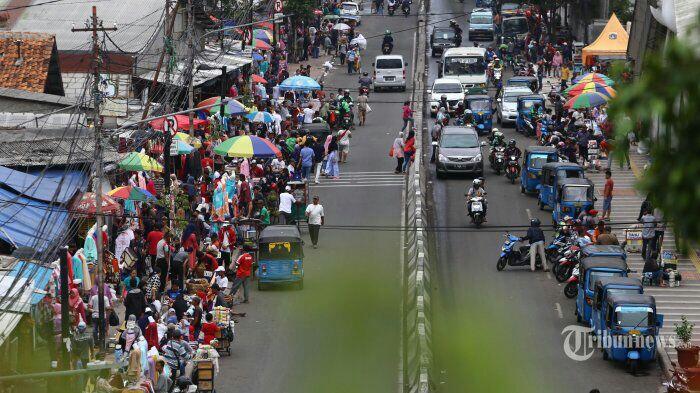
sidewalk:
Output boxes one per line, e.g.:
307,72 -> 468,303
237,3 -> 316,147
588,150 -> 700,366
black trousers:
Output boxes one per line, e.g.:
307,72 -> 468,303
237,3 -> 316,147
395,157 -> 404,173
309,224 -> 321,245
642,237 -> 657,260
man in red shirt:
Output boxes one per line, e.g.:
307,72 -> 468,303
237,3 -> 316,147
146,226 -> 164,263
401,101 -> 413,132
602,169 -> 614,221
230,248 -> 253,303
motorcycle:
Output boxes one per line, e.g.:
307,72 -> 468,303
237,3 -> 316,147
563,265 -> 579,298
553,245 -> 580,282
402,3 -> 410,17
342,112 -> 353,129
497,232 -> 543,271
382,42 -> 393,55
505,155 -> 520,184
491,67 -> 502,86
521,117 -> 535,137
388,2 -> 396,15
467,196 -> 486,227
490,146 -> 505,175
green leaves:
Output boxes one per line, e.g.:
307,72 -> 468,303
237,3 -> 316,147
609,13 -> 700,241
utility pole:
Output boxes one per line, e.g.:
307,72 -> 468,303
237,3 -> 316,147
72,5 -> 116,350
219,66 -> 227,133
187,0 -> 195,136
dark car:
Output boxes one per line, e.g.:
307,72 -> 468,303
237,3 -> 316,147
430,27 -> 458,57
435,126 -> 486,178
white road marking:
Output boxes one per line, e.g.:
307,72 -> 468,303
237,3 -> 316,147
555,302 -> 564,319
312,183 -> 404,188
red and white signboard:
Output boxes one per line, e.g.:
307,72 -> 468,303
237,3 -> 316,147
274,0 -> 283,13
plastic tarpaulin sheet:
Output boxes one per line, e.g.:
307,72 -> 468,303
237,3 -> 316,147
0,166 -> 82,204
9,261 -> 53,305
0,187 -> 69,251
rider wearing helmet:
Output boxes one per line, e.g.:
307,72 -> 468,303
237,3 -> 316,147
486,46 -> 496,61
466,178 -> 487,217
383,30 -> 394,51
521,218 -> 548,271
453,101 -> 465,117
358,72 -> 372,87
489,128 -> 506,148
505,139 -> 521,160
449,20 -> 463,46
438,94 -> 449,112
436,107 -> 449,125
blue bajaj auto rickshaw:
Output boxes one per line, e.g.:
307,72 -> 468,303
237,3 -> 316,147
591,277 -> 643,335
576,256 -> 628,326
600,294 -> 663,375
520,146 -> 558,194
552,178 -> 595,223
465,95 -> 493,135
538,162 -> 584,211
515,95 -> 545,136
256,225 -> 304,290
583,244 -> 627,261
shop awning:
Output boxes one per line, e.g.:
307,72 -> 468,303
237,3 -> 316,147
0,166 -> 81,204
0,187 -> 70,251
139,47 -> 252,87
582,14 -> 629,64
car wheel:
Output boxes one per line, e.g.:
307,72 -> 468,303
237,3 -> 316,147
436,169 -> 444,179
401,86 -> 406,92
431,50 -> 436,57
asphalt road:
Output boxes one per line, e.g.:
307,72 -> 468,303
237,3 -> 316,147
219,6 -> 415,393
425,1 -> 663,392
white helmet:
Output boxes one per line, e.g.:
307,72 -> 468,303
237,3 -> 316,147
492,128 -> 499,133
473,178 -> 483,188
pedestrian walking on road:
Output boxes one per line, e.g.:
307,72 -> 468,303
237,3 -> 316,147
337,129 -> 352,163
402,130 -> 416,173
521,218 -> 548,272
601,170 -> 613,221
392,132 -> 405,174
325,137 -> 340,179
402,101 -> 413,132
356,91 -> 369,126
230,249 -> 253,303
278,186 -> 296,224
305,196 -> 325,248
300,140 -> 315,181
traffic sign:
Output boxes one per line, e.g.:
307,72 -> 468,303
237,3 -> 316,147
164,116 -> 177,135
274,0 -> 283,13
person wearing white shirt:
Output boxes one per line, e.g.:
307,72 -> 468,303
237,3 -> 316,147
88,293 -> 112,343
305,196 -> 324,248
271,110 -> 283,134
303,104 -> 315,124
210,266 -> 229,291
278,186 -> 297,224
115,226 -> 135,262
271,158 -> 285,172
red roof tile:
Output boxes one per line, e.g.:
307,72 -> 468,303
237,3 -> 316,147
0,32 -> 56,93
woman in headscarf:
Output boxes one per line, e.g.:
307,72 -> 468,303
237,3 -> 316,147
68,288 -> 86,326
172,293 -> 189,320
324,136 -> 340,179
181,220 -> 199,270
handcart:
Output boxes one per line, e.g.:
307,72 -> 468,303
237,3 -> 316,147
211,306 -> 235,356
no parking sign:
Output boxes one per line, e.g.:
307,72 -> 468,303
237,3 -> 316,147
274,0 -> 283,13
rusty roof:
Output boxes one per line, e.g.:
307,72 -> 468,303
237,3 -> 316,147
0,32 -> 56,93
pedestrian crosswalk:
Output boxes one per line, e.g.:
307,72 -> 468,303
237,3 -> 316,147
587,152 -> 698,363
310,171 -> 405,188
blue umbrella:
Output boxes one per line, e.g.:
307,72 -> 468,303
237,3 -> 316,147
245,111 -> 275,123
279,75 -> 321,91
174,140 -> 195,154
252,52 -> 264,61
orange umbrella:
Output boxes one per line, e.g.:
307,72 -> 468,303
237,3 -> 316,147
252,74 -> 267,84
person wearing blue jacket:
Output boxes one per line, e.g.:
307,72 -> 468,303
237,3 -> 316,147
521,218 -> 548,272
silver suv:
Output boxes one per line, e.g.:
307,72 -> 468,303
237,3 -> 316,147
435,126 -> 486,178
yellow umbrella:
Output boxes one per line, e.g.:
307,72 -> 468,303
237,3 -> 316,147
174,132 -> 202,148
118,152 -> 163,172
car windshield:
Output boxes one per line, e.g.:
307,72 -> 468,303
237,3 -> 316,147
562,186 -> 589,202
503,93 -> 523,102
469,99 -> 490,111
588,272 -> 623,290
503,18 -> 528,34
259,241 -> 304,260
616,308 -> 652,328
502,3 -> 518,10
444,56 -> 486,76
434,83 -> 462,93
471,16 -> 492,24
556,169 -> 584,179
508,80 -> 533,88
435,30 -> 455,40
519,99 -> 542,110
341,3 -> 358,11
527,153 -> 550,169
376,58 -> 403,69
441,133 -> 479,148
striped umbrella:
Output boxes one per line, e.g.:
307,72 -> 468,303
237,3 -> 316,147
173,132 -> 202,148
173,140 -> 195,155
253,39 -> 272,50
196,97 -> 247,116
245,111 -> 275,123
572,72 -> 615,86
108,186 -> 157,202
118,152 -> 163,172
564,92 -> 611,109
254,29 -> 273,43
214,135 -> 282,158
564,82 -> 616,98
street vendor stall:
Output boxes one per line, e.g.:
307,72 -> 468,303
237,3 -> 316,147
581,14 -> 629,66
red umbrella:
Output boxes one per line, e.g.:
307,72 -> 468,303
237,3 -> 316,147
253,21 -> 274,30
149,114 -> 209,131
252,74 -> 267,84
71,192 -> 122,215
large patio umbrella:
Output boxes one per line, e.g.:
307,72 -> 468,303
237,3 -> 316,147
108,186 -> 157,202
333,22 -> 351,31
572,72 -> 615,86
564,82 -> 616,98
245,111 -> 275,123
149,114 -> 208,131
214,135 -> 282,158
564,92 -> 611,109
279,75 -> 321,91
118,152 -> 163,172
253,39 -> 272,50
71,193 -> 122,215
196,97 -> 246,116
254,29 -> 273,43
173,132 -> 202,148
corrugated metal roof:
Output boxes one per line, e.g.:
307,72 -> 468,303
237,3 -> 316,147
0,312 -> 25,348
8,0 -> 165,53
0,134 -> 119,167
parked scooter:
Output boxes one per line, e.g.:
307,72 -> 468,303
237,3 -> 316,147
563,265 -> 579,298
497,232 -> 543,271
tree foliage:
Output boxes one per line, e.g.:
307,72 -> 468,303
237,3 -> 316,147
611,0 -> 634,24
608,14 -> 700,241
284,0 -> 315,22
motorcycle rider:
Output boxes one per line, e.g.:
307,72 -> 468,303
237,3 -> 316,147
387,0 -> 397,12
430,120 -> 442,163
436,107 -> 449,125
449,20 -> 462,46
520,218 -> 548,272
382,30 -> 394,52
437,94 -> 449,112
486,46 -> 496,62
465,178 -> 487,218
453,101 -> 465,118
489,129 -> 506,148
358,72 -> 372,89
401,0 -> 410,14
504,139 -> 522,160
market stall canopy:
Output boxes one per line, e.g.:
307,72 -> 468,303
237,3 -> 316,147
214,135 -> 282,158
279,76 -> 321,91
70,192 -> 122,215
108,185 -> 157,202
118,152 -> 164,172
582,14 -> 629,64
149,114 -> 209,131
0,165 -> 81,204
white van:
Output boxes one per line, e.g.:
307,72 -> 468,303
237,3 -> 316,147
372,55 -> 408,92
